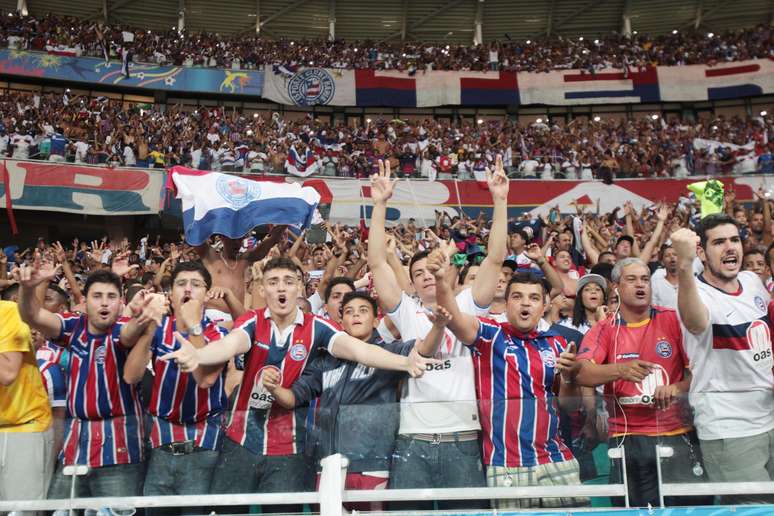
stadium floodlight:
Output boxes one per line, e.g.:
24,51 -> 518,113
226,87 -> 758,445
526,40 -> 531,44
651,114 -> 659,120
593,116 -> 601,122
594,39 -> 599,44
633,30 -> 638,34
578,36 -> 584,41
535,118 -> 543,124
477,119 -> 484,125
253,113 -> 259,118
366,118 -> 372,123
672,29 -> 678,34
707,32 -> 714,38
761,111 -> 768,117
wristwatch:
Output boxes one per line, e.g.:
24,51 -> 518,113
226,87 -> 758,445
189,323 -> 203,336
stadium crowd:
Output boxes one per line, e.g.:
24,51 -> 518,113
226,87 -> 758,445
0,13 -> 772,72
3,157 -> 774,511
0,89 -> 772,179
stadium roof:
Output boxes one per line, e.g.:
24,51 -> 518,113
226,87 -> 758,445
2,0 -> 771,44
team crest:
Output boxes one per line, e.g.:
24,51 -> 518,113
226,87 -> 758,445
754,296 -> 767,313
655,340 -> 673,358
215,176 -> 261,209
539,348 -> 556,367
287,68 -> 335,106
289,343 -> 308,361
94,344 -> 107,364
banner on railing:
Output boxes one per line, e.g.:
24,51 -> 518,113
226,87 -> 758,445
0,49 -> 263,95
263,58 -> 774,107
0,160 -> 165,217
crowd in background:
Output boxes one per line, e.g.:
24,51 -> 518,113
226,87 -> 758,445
0,13 -> 771,72
0,89 -> 771,179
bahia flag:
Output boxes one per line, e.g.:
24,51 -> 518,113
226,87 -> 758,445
286,145 -> 322,178
170,166 -> 320,246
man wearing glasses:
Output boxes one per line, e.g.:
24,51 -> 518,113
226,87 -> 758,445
123,261 -> 241,502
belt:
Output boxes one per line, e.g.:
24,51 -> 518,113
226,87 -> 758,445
157,441 -> 202,455
408,431 -> 479,444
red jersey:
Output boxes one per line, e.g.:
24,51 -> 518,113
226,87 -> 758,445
578,307 -> 689,436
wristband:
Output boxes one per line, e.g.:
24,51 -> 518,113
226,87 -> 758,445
452,253 -> 467,267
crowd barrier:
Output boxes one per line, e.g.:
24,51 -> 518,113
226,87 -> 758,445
3,395 -> 774,514
1,159 -> 771,229
0,48 -> 772,106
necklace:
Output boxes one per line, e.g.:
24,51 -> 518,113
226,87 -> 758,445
219,251 -> 240,271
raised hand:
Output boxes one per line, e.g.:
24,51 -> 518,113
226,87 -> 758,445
405,347 -> 442,378
87,240 -> 106,264
670,227 -> 700,263
52,241 -> 67,264
556,342 -> 580,380
427,305 -> 453,328
12,254 -> 60,288
261,367 -> 282,393
524,243 -> 545,264
425,248 -> 449,279
160,332 -> 200,372
486,154 -> 509,202
370,159 -> 397,204
656,203 -> 669,222
136,292 -> 169,327
111,252 -> 138,278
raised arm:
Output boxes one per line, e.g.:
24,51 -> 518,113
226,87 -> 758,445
242,225 -> 287,263
472,155 -> 509,308
330,332 -> 438,377
624,202 -> 641,256
414,305 -> 453,357
52,241 -> 83,304
580,222 -> 600,266
123,321 -> 156,385
639,204 -> 668,264
160,328 -> 251,373
367,160 -> 403,311
671,228 -> 709,335
427,249 -> 480,345
206,286 -> 247,321
14,258 -> 64,338
525,243 -> 564,298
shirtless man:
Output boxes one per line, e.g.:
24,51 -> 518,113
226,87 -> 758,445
195,226 -> 285,322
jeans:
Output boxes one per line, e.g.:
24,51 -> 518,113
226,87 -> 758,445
209,438 -> 311,513
47,462 -> 144,499
143,447 -> 219,515
389,435 -> 487,510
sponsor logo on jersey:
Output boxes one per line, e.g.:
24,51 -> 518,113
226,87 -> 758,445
655,340 -> 673,358
619,364 -> 669,405
615,352 -> 640,360
747,320 -> 772,365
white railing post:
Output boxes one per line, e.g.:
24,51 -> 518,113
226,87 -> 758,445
319,454 -> 348,516
608,445 -> 630,508
655,444 -> 674,508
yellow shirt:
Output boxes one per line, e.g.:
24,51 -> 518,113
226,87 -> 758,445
0,301 -> 52,432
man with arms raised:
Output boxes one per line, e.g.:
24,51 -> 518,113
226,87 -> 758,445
162,257 -> 438,509
429,249 -> 586,510
367,157 -> 507,502
672,214 -> 774,504
15,260 -> 166,498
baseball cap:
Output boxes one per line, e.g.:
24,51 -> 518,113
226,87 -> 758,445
502,259 -> 518,272
576,273 -> 608,295
616,235 -> 634,247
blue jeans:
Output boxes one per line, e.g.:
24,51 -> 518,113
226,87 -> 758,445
144,447 -> 219,495
47,462 -> 144,499
389,435 -> 487,510
209,438 -> 311,513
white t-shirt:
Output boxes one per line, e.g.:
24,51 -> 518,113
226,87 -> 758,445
520,159 -> 538,177
679,271 -> 774,440
651,268 -> 678,309
74,141 -> 90,163
11,134 -> 32,159
388,288 -> 488,434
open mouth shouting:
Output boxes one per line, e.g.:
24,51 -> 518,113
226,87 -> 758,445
721,254 -> 739,270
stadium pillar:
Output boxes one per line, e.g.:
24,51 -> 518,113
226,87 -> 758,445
693,0 -> 703,29
177,0 -> 186,31
621,0 -> 632,36
101,0 -> 108,22
400,0 -> 408,40
15,0 -> 27,17
474,0 -> 483,45
255,0 -> 261,33
328,0 -> 336,40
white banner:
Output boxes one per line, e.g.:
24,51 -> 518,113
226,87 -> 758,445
262,67 -> 356,106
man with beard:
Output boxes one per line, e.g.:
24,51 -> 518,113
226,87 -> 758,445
672,214 -> 774,504
122,261 -> 236,505
162,257 -> 438,512
16,262 -> 166,498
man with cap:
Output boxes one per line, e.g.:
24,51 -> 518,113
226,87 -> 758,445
506,226 -> 540,272
574,257 -> 708,507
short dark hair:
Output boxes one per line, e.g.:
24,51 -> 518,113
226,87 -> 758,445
47,283 -> 69,303
589,262 -> 614,283
598,250 -> 616,263
171,260 -> 212,289
262,257 -> 302,278
696,213 -> 739,248
744,249 -> 766,262
1,283 -> 19,300
458,264 -> 478,285
324,276 -> 355,302
341,291 -> 378,316
505,272 -> 549,298
408,250 -> 432,279
83,269 -> 122,296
